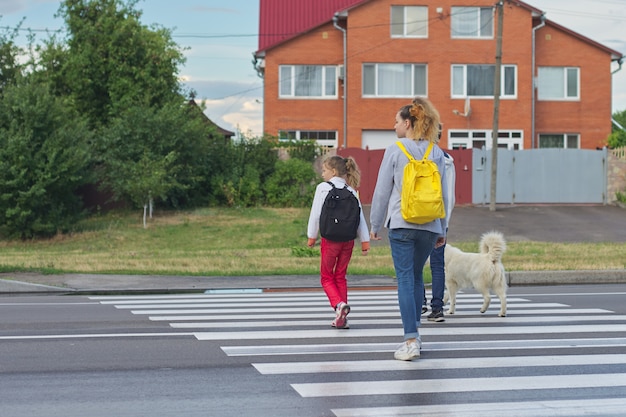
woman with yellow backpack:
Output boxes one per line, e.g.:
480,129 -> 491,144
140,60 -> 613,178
369,97 -> 450,361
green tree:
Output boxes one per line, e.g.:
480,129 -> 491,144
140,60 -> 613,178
0,23 -> 25,94
56,0 -> 186,128
609,109 -> 626,148
0,79 -> 92,238
110,150 -> 179,227
96,101 -> 215,209
207,135 -> 279,207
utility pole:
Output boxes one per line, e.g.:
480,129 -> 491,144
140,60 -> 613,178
490,1 -> 504,212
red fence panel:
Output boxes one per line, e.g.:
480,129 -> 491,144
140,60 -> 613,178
337,147 -> 472,205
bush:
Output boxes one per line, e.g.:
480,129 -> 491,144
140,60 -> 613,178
608,130 -> 626,149
0,80 -> 92,238
280,139 -> 322,163
264,159 -> 318,207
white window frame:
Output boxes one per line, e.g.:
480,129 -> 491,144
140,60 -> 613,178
451,64 -> 517,98
537,67 -> 580,101
448,130 -> 523,150
279,65 -> 338,99
451,6 -> 494,39
363,63 -> 427,97
538,133 -> 580,149
391,5 -> 428,38
278,130 -> 338,148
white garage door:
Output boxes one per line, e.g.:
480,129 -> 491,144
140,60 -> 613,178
362,130 -> 396,150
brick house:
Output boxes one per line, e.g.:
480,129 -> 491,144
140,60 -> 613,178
253,0 -> 624,150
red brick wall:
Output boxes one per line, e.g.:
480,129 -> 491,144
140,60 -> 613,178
262,0 -> 614,150
263,22 -> 344,138
534,24 -> 613,149
342,0 -> 534,149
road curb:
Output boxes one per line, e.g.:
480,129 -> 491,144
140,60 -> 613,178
508,270 -> 626,286
2,270 -> 626,295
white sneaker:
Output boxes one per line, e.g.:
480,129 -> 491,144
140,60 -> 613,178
331,318 -> 349,329
334,302 -> 350,329
394,340 -> 420,361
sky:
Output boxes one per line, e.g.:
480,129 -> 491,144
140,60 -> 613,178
1,0 -> 625,137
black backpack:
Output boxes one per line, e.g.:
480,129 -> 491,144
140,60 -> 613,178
319,182 -> 361,242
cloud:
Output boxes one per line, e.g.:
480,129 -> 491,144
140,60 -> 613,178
199,96 -> 263,138
189,7 -> 240,15
182,78 -> 261,101
0,0 -> 57,15
0,0 -> 29,14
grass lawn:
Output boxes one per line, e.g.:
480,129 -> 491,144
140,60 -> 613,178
0,207 -> 624,278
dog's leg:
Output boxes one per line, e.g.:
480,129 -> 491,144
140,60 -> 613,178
496,290 -> 507,317
476,283 -> 491,314
446,282 -> 458,315
494,268 -> 507,317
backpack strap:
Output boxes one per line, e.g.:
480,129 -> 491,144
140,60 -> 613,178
396,141 -> 414,161
422,141 -> 434,162
397,141 -> 434,162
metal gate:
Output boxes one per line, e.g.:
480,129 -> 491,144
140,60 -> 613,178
472,148 -> 608,204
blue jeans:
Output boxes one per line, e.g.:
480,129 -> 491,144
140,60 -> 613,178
428,242 -> 446,311
389,228 -> 438,341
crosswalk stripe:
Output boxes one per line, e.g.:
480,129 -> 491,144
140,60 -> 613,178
194,324 -> 626,340
253,354 -> 626,374
100,293 -> 400,305
147,309 -> 611,321
113,298 -> 531,309
92,291 -> 515,301
332,398 -> 626,417
89,290 -> 398,300
98,295 -> 530,305
291,373 -> 626,397
128,303 -> 566,314
169,315 -> 626,328
222,337 -> 626,356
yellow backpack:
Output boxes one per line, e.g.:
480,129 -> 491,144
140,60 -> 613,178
396,141 -> 445,224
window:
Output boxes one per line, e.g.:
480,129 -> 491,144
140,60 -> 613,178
279,65 -> 337,98
448,130 -> 523,150
278,130 -> 338,147
451,7 -> 493,38
452,64 -> 516,98
538,134 -> 579,149
537,67 -> 579,100
363,63 -> 427,97
391,6 -> 428,38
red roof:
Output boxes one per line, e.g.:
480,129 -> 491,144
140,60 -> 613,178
257,0 -> 623,60
257,0 -> 366,53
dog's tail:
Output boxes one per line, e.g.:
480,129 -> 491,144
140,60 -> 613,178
479,231 -> 506,263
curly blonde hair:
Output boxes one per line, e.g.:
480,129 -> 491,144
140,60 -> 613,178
398,97 -> 441,143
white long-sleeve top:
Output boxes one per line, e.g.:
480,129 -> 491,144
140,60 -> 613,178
443,152 -> 456,224
307,177 -> 370,243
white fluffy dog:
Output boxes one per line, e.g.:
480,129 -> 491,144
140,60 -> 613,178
443,231 -> 507,317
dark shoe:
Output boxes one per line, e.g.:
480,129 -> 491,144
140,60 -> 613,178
421,306 -> 428,314
427,310 -> 445,322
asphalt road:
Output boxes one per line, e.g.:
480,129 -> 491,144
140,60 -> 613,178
2,285 -> 626,417
365,204 -> 626,245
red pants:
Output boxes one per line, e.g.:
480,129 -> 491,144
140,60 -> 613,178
320,238 -> 355,309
